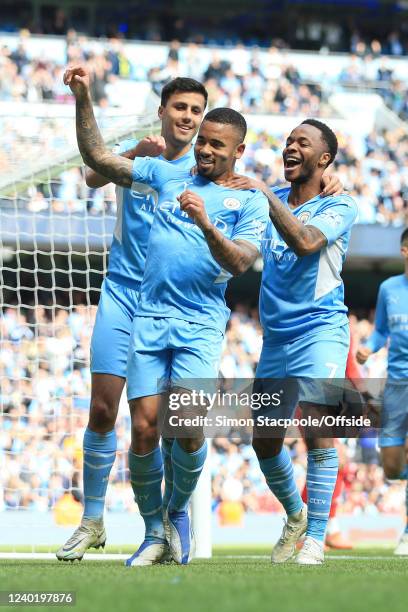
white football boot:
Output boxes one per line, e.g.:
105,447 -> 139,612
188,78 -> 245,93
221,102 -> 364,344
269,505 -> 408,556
167,510 -> 195,565
271,504 -> 308,564
394,532 -> 408,556
56,518 -> 106,562
296,536 -> 325,565
125,538 -> 171,567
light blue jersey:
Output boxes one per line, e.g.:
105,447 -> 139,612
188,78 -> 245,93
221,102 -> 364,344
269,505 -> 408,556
366,274 -> 408,379
131,156 -> 269,333
91,141 -> 196,377
108,140 -> 196,288
260,187 -> 358,343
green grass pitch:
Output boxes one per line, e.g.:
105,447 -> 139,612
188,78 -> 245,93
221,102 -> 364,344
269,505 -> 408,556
1,548 -> 408,612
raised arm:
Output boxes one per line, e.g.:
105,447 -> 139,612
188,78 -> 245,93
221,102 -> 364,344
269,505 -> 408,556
85,147 -> 138,188
63,65 -> 134,188
178,191 -> 258,275
85,136 -> 166,188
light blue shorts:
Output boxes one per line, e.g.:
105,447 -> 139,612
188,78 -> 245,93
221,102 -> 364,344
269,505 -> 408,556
379,380 -> 408,448
127,316 -> 224,401
255,324 -> 350,412
90,277 -> 140,378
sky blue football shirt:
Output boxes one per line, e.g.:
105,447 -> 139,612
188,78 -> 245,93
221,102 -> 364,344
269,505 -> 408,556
130,156 -> 269,332
108,140 -> 196,288
260,186 -> 358,343
366,274 -> 408,379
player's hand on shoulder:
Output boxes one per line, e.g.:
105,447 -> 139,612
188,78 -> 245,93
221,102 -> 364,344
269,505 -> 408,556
178,190 -> 210,230
135,135 -> 166,158
63,64 -> 91,98
356,345 -> 372,365
222,174 -> 267,193
320,170 -> 344,197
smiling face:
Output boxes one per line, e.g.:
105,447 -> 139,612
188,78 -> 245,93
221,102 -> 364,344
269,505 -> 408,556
194,120 -> 246,181
282,123 -> 331,184
159,91 -> 206,147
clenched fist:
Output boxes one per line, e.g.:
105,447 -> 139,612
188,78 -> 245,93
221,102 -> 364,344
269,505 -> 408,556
63,65 -> 91,100
136,135 -> 166,158
178,190 -> 210,231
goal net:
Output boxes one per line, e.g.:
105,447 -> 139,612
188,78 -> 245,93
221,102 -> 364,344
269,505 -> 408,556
0,95 -> 174,558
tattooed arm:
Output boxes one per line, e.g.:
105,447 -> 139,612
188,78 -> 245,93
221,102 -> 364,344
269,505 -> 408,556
202,229 -> 258,276
265,188 -> 326,256
85,136 -> 166,188
178,190 -> 258,275
63,65 -> 134,188
85,147 -> 137,188
85,147 -> 138,188
221,175 -> 326,256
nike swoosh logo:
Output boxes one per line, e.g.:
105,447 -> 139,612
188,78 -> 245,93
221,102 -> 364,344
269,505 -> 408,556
62,536 -> 87,552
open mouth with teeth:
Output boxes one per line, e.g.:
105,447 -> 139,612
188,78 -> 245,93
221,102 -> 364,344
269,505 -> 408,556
176,124 -> 193,133
284,156 -> 302,169
198,157 -> 214,167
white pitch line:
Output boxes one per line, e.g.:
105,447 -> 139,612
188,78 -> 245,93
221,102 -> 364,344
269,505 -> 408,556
0,553 -> 129,561
1,553 -> 407,562
218,554 -> 407,561
219,555 -> 269,559
326,554 -> 407,561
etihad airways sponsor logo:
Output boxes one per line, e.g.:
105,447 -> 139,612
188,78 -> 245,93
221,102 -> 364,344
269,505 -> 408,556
262,237 -> 298,263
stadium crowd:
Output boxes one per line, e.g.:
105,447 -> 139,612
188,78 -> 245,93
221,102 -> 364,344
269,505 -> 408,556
3,123 -> 407,227
1,33 -> 408,118
1,34 -> 408,226
2,5 -> 408,55
1,302 -> 405,519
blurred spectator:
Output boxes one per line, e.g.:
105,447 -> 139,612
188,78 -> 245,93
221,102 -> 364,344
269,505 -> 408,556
1,302 -> 404,517
3,120 -> 407,225
1,35 -> 408,225
386,31 -> 404,56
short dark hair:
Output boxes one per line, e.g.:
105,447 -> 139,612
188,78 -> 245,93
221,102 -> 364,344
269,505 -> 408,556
301,118 -> 338,166
160,77 -> 208,107
401,227 -> 408,245
203,107 -> 247,142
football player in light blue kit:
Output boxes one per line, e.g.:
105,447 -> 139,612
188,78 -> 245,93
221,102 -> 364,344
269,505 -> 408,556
125,109 -> 268,566
356,228 -> 408,556
56,75 -> 208,562
230,119 -> 358,565
63,62 -> 269,566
